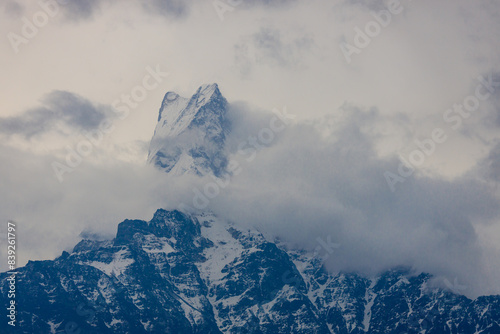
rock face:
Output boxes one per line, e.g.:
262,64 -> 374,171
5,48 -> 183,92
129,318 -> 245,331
147,84 -> 230,177
1,209 -> 499,334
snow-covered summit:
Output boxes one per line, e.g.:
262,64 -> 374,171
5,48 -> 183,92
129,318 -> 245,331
148,83 -> 229,177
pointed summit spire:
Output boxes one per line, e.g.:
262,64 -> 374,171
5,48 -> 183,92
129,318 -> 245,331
148,84 -> 229,177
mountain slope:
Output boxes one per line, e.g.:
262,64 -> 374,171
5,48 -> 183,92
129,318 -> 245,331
1,209 -> 499,334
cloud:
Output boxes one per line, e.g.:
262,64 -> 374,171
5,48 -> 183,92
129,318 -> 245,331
39,0 -> 191,22
0,90 -> 113,139
200,103 -> 500,298
342,0 -> 390,12
139,0 -> 191,19
59,0 -> 102,21
0,142 -> 203,274
253,27 -> 314,67
478,140 -> 500,183
2,1 -> 24,18
55,0 -> 297,23
480,72 -> 500,128
240,0 -> 297,8
234,26 -> 315,76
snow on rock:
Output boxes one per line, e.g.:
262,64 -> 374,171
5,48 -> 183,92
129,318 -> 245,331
83,247 -> 134,277
148,83 -> 229,177
196,212 -> 245,284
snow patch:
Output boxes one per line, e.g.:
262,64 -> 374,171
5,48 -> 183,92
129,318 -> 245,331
84,248 -> 134,277
196,213 -> 245,283
363,278 -> 377,332
142,235 -> 176,255
47,320 -> 62,333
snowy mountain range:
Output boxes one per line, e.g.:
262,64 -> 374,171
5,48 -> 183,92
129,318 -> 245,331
1,210 -> 499,333
1,85 -> 500,333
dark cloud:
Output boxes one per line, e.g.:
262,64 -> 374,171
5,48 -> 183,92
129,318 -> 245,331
139,0 -> 191,19
0,107 -> 57,138
234,26 -> 315,76
343,0 -> 391,12
253,27 -> 289,66
480,72 -> 500,127
0,90 -> 111,139
60,0 -> 102,21
253,27 -> 314,67
239,0 -> 296,8
58,0 -> 191,22
478,140 -> 500,183
9,0 -> 299,24
3,1 -> 24,18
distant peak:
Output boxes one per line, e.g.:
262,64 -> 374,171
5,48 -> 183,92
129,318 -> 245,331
198,83 -> 219,95
162,91 -> 181,104
148,83 -> 229,178
160,83 -> 221,109
193,83 -> 222,106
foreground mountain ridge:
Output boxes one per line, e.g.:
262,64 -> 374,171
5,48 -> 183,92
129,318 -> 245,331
1,209 -> 499,333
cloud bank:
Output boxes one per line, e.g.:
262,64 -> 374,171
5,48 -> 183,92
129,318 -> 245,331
0,90 -> 114,139
209,103 -> 500,298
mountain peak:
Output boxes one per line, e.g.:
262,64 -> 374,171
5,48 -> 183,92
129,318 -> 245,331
158,83 -> 221,121
196,83 -> 220,99
148,84 -> 229,177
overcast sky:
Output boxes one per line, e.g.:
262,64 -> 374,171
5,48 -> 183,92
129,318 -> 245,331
1,0 -> 500,297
